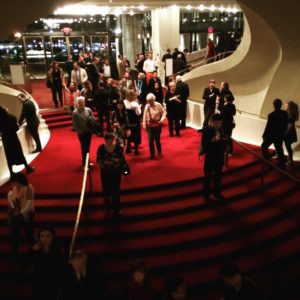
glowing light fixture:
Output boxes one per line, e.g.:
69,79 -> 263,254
186,5 -> 192,11
14,32 -> 22,38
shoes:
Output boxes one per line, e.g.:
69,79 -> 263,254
125,147 -> 132,154
149,155 -> 155,160
26,166 -> 35,174
134,150 -> 139,156
176,133 -> 181,137
169,133 -> 174,137
31,148 -> 41,154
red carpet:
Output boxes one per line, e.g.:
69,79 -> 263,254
1,82 -> 300,300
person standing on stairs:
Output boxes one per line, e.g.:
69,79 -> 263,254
18,93 -> 42,154
199,113 -> 227,202
261,98 -> 288,169
72,97 -> 95,168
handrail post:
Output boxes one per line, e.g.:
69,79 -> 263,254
69,152 -> 90,258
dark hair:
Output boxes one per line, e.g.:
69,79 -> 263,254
224,94 -> 233,103
104,132 -> 115,141
222,81 -> 229,91
0,106 -> 8,118
219,263 -> 240,278
287,101 -> 299,121
273,98 -> 282,110
37,226 -> 55,240
131,259 -> 147,273
212,113 -> 222,121
11,172 -> 29,186
209,79 -> 216,84
164,274 -> 183,293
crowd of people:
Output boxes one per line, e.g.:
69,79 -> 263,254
1,43 -> 299,300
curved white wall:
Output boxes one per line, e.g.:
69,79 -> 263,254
0,84 -> 50,185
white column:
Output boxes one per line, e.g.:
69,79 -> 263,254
151,6 -> 180,81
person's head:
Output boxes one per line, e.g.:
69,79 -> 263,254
138,72 -> 145,80
123,72 -> 130,79
152,71 -> 158,78
93,56 -> 100,64
221,81 -> 229,91
69,250 -> 87,273
17,93 -> 27,103
207,38 -> 212,43
69,81 -> 77,91
176,75 -> 182,83
211,113 -> 222,129
73,62 -> 79,70
104,58 -> 110,65
84,80 -> 92,90
77,96 -> 85,109
118,54 -> 123,60
154,82 -> 160,90
53,61 -> 59,69
147,52 -> 153,59
285,101 -> 299,120
219,263 -> 242,289
104,132 -> 115,146
167,48 -> 171,54
131,260 -> 148,285
107,77 -> 114,86
273,98 -> 282,110
208,79 -> 215,89
126,89 -> 137,102
139,54 -> 145,60
146,93 -> 156,106
164,274 -> 186,300
37,226 -> 55,247
224,94 -> 233,103
169,81 -> 176,92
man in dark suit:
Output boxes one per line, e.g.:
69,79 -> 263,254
175,75 -> 190,129
199,114 -> 226,201
148,70 -> 162,92
18,93 -> 42,153
59,250 -> 107,300
202,79 -> 220,129
261,98 -> 288,169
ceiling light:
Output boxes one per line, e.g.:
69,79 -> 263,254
14,32 -> 22,38
186,5 -> 192,11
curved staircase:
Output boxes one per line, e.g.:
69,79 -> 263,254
0,110 -> 300,300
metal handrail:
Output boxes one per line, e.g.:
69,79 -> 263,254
232,138 -> 300,194
173,50 -> 235,77
69,153 -> 90,257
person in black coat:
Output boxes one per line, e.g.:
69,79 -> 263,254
221,95 -> 236,155
149,82 -> 164,105
219,262 -> 265,300
284,101 -> 299,166
29,226 -> 66,300
147,70 -> 162,92
0,106 -> 34,176
18,93 -> 42,153
173,54 -> 187,75
165,82 -> 181,137
200,114 -> 227,201
97,133 -> 126,215
261,98 -> 288,169
218,81 -> 234,111
59,250 -> 107,300
202,79 -> 220,129
175,76 -> 190,129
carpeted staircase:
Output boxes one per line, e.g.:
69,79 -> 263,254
0,110 -> 300,300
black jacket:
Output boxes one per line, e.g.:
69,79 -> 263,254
202,87 -> 220,108
263,109 -> 288,141
19,99 -> 40,128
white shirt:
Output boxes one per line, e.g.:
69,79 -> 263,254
124,99 -> 141,116
103,65 -> 111,77
143,59 -> 156,73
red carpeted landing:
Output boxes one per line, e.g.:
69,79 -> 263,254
0,124 -> 258,195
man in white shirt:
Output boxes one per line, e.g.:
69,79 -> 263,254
71,62 -> 88,91
101,58 -> 111,79
143,52 -> 156,83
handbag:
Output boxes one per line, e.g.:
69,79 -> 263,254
120,160 -> 131,176
148,106 -> 161,128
